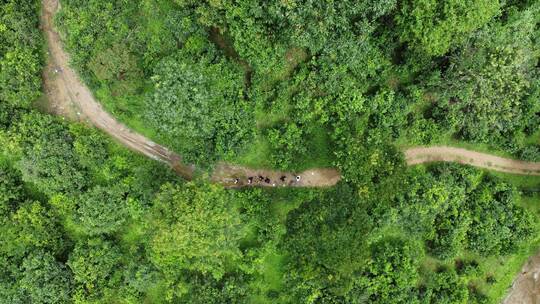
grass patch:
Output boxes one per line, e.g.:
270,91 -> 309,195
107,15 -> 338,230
396,131 -> 517,159
234,135 -> 273,169
491,172 -> 540,190
233,125 -> 334,171
249,245 -> 286,304
525,129 -> 540,145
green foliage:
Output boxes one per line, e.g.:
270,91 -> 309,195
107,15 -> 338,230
419,267 -> 468,303
396,0 -> 500,56
146,45 -> 253,166
281,184 -> 372,300
0,162 -> 23,214
360,236 -> 423,304
433,6 -> 540,152
16,114 -> 88,195
266,123 -> 307,170
88,42 -> 142,95
149,182 -> 244,280
20,252 -> 73,304
0,47 -> 42,107
1,0 -> 539,303
0,0 -> 43,107
74,186 -> 128,236
465,178 -> 534,256
67,238 -> 121,298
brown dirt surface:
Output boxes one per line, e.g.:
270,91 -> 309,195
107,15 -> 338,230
212,163 -> 341,188
405,146 -> 540,175
503,252 -> 540,304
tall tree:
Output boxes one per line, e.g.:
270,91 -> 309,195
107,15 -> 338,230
149,182 -> 244,281
396,0 -> 500,56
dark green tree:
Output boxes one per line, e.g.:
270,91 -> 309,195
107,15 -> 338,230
396,0 -> 500,56
74,186 -> 128,236
67,238 -> 121,298
20,252 -> 73,304
359,236 -> 423,303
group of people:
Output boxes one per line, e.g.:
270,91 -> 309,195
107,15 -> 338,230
233,174 -> 301,186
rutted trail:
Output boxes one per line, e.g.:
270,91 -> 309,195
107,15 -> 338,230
42,0 -> 540,188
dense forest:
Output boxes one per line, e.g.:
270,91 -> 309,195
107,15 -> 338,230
1,0 -> 540,303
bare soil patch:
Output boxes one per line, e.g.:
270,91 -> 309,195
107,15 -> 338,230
405,146 -> 540,175
503,252 -> 540,304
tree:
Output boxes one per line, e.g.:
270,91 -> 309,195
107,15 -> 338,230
145,45 -> 253,165
1,201 -> 63,259
0,47 -> 42,107
266,123 -> 307,169
19,252 -> 73,304
466,178 -> 534,256
67,238 -> 121,298
419,267 -> 468,303
18,138 -> 87,195
360,236 -> 423,304
281,184 -> 372,301
149,182 -> 244,281
74,186 -> 128,236
88,42 -> 142,95
0,0 -> 43,108
396,0 -> 500,56
434,6 -> 540,149
16,114 -> 88,195
0,163 -> 24,215
426,202 -> 471,259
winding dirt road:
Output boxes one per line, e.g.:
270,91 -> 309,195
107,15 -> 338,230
42,0 -> 540,186
41,0 -> 341,187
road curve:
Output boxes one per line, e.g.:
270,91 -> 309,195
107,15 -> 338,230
41,0 -> 341,188
42,0 -> 540,189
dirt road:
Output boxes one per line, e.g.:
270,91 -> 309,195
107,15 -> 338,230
42,0 -> 540,184
41,0 -> 341,187
405,146 -> 540,175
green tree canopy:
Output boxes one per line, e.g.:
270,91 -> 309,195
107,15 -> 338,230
74,186 -> 128,236
67,238 -> 121,298
20,252 -> 73,304
435,7 -> 540,148
149,182 -> 244,281
281,184 -> 372,301
360,236 -> 423,304
396,0 -> 500,56
145,43 -> 253,165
